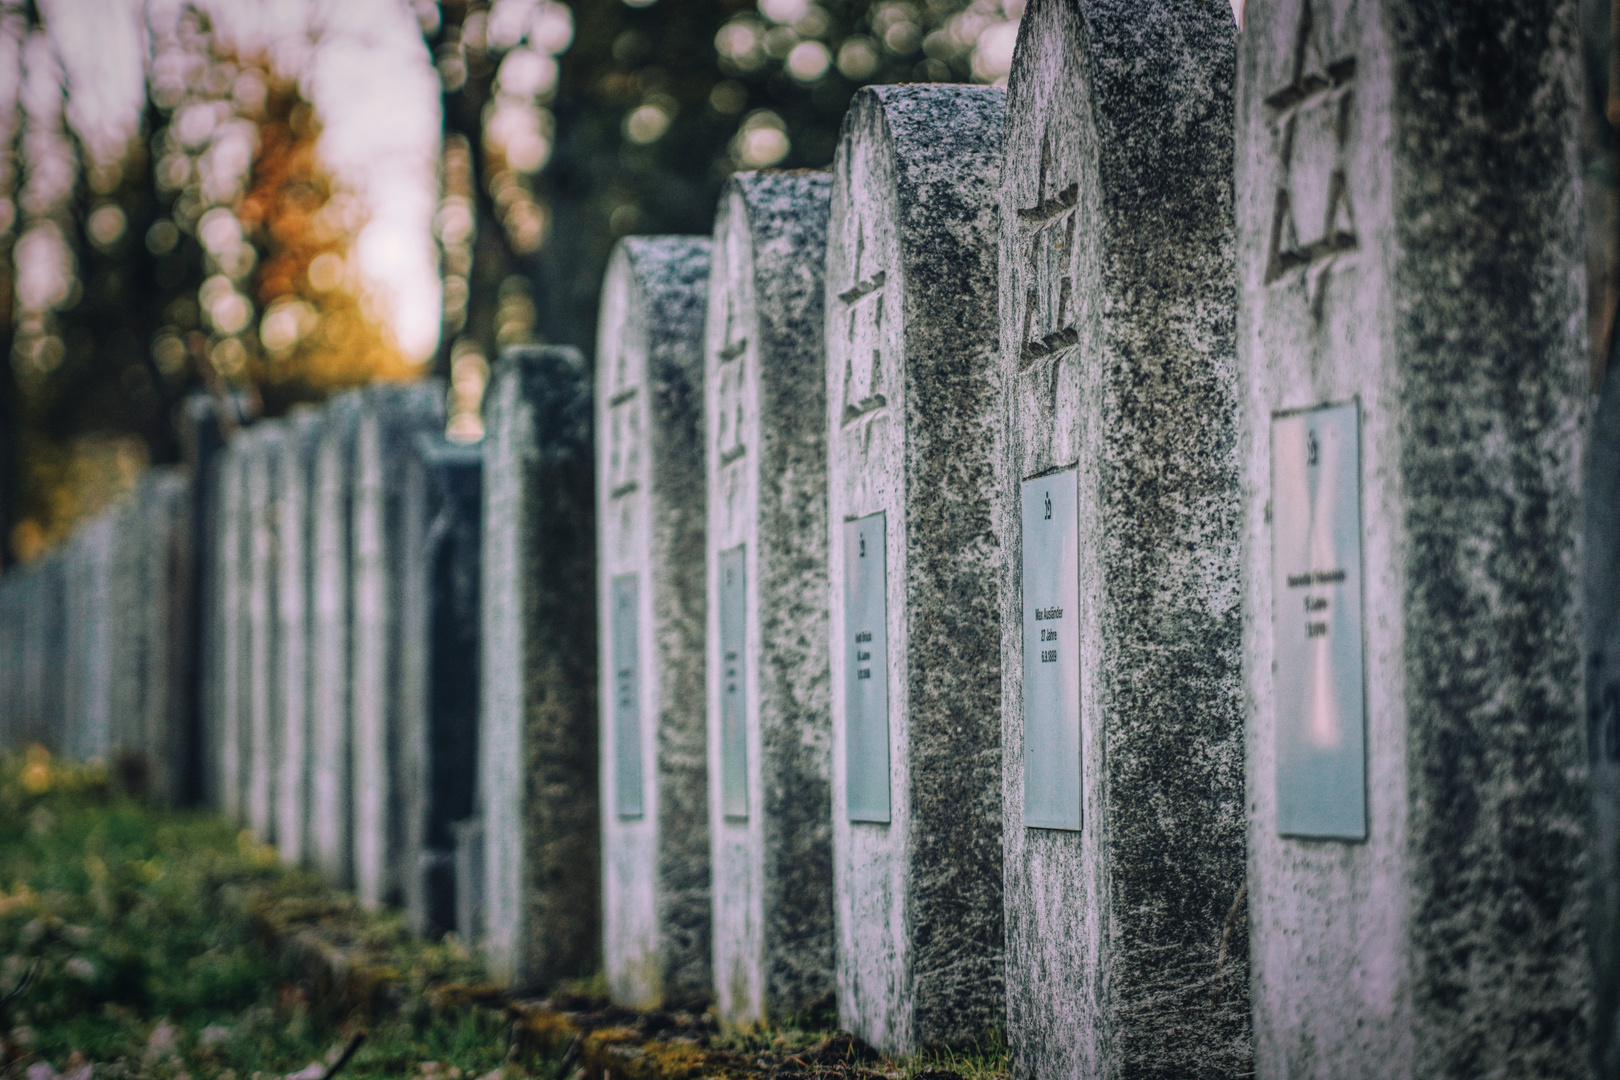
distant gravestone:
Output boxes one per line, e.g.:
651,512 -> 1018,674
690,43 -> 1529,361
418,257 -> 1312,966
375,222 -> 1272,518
825,85 -> 1004,1054
998,3 -> 1248,1076
597,239 -> 712,1007
399,433 -> 481,937
63,512 -> 117,763
352,381 -> 445,908
704,171 -> 835,1027
480,345 -> 597,987
310,393 -> 361,885
27,552 -> 67,754
1239,2 -> 1590,1075
215,438 -> 249,819
107,498 -> 146,777
182,393 -> 245,807
277,407 -> 321,866
137,468 -> 193,806
245,424 -> 285,841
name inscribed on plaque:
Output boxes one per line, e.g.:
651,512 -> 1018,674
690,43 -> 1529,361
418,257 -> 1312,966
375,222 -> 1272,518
1271,400 -> 1367,841
611,573 -> 644,819
844,512 -> 890,823
719,545 -> 747,820
1021,469 -> 1081,831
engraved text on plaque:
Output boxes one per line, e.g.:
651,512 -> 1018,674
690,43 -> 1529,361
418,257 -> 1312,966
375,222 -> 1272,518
1271,400 -> 1367,840
612,573 -> 644,819
844,512 -> 890,823
1022,469 -> 1081,830
719,545 -> 747,819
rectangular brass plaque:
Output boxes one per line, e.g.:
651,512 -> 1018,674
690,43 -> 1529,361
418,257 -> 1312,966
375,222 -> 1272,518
611,573 -> 643,819
844,512 -> 890,823
719,544 -> 747,819
1022,469 -> 1081,831
1271,400 -> 1367,840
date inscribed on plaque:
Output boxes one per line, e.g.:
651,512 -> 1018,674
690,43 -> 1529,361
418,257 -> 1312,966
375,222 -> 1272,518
611,573 -> 644,820
719,545 -> 748,820
1271,401 -> 1367,841
844,512 -> 890,823
1022,469 -> 1081,831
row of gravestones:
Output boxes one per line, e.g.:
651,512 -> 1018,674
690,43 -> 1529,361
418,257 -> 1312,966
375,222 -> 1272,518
0,463 -> 194,801
0,1 -> 1613,1074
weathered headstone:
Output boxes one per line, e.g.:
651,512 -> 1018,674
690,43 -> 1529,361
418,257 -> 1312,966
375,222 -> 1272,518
26,551 -> 67,754
182,393 -> 245,807
215,437 -> 249,819
1239,2 -> 1590,1075
825,84 -> 1005,1054
310,393 -> 361,884
597,240 -> 711,1007
399,433 -> 481,937
1592,350 -> 1620,1077
276,406 -> 320,867
137,468 -> 194,806
997,4 -> 1248,1076
107,497 -> 147,778
352,380 -> 445,908
480,344 -> 597,987
703,171 -> 835,1027
265,409 -> 315,861
63,512 -> 117,763
245,423 -> 284,841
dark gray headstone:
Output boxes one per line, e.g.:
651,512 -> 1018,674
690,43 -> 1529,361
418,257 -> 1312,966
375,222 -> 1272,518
351,380 -> 446,908
1592,348 -> 1620,1076
1240,2 -> 1590,1074
999,3 -> 1248,1076
27,552 -> 68,753
107,497 -> 146,777
596,240 -> 712,1008
453,815 -> 485,944
63,512 -> 117,763
310,392 -> 361,884
399,433 -> 481,937
136,468 -> 194,806
825,85 -> 1005,1054
277,407 -> 321,866
480,345 -> 598,987
704,171 -> 835,1027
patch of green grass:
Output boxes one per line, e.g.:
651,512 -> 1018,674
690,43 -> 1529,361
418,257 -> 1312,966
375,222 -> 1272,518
0,748 -> 518,1080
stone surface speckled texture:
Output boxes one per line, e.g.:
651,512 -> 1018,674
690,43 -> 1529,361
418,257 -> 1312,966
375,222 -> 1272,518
1591,349 -> 1620,1077
1238,1 -> 1591,1076
352,381 -> 446,908
598,238 -> 713,1009
826,85 -> 1004,1054
997,3 -> 1249,1077
480,345 -> 599,988
137,469 -> 194,807
705,172 -> 835,1028
246,423 -> 284,842
276,408 -> 321,866
311,393 -> 360,886
400,436 -> 482,938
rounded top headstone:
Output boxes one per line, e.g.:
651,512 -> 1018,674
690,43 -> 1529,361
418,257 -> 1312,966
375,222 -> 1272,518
598,236 -> 711,393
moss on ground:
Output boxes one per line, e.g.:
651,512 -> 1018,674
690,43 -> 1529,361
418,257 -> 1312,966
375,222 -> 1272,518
0,749 -> 1005,1080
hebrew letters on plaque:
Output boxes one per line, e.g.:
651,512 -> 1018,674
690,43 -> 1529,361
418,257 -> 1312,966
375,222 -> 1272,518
1271,400 -> 1367,840
612,573 -> 644,819
844,512 -> 890,823
1021,468 -> 1081,831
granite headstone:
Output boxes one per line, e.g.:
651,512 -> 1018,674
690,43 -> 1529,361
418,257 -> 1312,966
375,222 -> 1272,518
597,239 -> 712,1007
826,85 -> 1005,1053
704,171 -> 835,1028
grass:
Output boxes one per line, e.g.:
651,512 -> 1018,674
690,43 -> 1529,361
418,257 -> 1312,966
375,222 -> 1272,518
0,747 -> 1008,1080
0,746 -> 520,1080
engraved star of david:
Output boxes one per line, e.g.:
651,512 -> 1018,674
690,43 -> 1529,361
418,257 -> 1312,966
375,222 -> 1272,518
1264,1 -> 1357,319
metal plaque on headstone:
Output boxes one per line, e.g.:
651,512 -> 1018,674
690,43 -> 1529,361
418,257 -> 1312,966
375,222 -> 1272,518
1020,469 -> 1080,831
1271,400 -> 1366,841
844,512 -> 890,823
611,572 -> 643,819
718,544 -> 747,820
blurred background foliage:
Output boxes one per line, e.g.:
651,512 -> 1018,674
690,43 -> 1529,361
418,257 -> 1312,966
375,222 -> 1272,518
0,0 -> 1022,566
